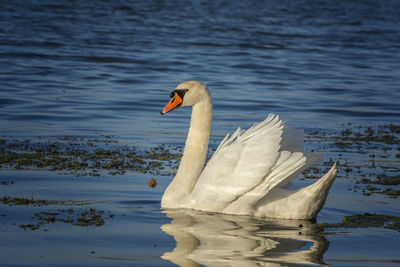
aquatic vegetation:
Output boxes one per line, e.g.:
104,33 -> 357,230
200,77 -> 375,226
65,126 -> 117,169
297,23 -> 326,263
339,125 -> 400,144
317,213 -> 400,233
1,196 -> 62,206
1,194 -> 112,230
0,136 -> 181,177
72,208 -> 106,227
381,188 -> 400,197
355,174 -> 400,198
387,124 -> 400,134
303,124 -> 400,198
17,208 -> 110,230
1,123 -> 399,232
376,174 -> 400,186
1,122 -> 399,197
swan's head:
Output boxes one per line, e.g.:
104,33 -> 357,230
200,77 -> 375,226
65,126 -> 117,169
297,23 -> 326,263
161,81 -> 210,115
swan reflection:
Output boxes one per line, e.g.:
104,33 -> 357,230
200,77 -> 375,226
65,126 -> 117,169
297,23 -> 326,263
161,210 -> 329,267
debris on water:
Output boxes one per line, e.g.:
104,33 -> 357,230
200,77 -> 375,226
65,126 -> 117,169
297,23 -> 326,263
147,178 -> 157,188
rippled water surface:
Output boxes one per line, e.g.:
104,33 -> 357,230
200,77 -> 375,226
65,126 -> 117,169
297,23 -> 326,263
1,0 -> 400,266
1,0 -> 400,141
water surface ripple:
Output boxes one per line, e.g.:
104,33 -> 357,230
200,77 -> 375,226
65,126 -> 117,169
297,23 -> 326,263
1,0 -> 399,142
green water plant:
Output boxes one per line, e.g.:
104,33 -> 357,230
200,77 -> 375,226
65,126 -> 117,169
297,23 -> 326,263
317,213 -> 400,232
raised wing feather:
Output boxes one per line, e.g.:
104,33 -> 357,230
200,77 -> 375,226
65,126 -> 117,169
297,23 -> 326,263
223,151 -> 307,214
184,114 -> 284,212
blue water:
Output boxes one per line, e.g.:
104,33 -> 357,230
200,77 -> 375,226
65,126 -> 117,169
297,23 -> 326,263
1,0 -> 400,142
1,1 -> 400,266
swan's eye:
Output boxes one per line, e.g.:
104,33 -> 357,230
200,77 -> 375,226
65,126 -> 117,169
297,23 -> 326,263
169,92 -> 175,98
175,89 -> 188,98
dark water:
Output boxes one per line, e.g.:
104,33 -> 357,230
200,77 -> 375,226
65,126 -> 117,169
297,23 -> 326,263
1,1 -> 400,266
1,0 -> 400,142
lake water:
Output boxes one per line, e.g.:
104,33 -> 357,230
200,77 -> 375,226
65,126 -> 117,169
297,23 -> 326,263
1,0 -> 400,266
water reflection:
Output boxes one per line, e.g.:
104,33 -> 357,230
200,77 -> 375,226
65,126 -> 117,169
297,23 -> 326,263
161,210 -> 329,267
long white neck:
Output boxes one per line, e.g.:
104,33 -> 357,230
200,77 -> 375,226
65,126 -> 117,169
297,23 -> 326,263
161,98 -> 212,208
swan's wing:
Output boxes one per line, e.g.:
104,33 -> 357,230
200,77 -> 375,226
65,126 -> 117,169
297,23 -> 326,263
184,114 -> 284,212
274,125 -> 322,189
222,125 -> 321,215
222,150 -> 307,214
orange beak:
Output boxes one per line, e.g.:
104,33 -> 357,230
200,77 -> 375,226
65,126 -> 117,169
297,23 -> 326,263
161,93 -> 183,115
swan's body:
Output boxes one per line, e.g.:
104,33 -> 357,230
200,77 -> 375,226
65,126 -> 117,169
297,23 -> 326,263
161,81 -> 337,220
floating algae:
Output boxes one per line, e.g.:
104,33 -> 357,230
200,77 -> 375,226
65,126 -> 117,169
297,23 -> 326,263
1,123 -> 399,194
2,194 -> 113,230
1,123 -> 400,232
1,196 -> 64,206
0,136 -> 182,177
18,208 -> 109,230
317,213 -> 400,233
303,123 -> 400,198
375,174 -> 400,186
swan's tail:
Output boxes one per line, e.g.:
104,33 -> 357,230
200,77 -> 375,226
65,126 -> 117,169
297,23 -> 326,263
297,162 -> 337,219
254,163 -> 337,220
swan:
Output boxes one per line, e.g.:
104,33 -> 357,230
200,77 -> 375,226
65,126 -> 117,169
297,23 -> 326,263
160,81 -> 337,220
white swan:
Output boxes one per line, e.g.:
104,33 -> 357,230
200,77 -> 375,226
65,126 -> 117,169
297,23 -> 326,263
160,81 -> 337,220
